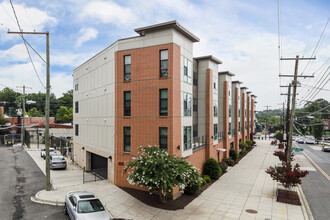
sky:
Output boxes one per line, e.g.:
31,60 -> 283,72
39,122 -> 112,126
0,0 -> 329,111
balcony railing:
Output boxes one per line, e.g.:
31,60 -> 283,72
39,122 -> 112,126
192,136 -> 207,152
231,129 -> 236,136
217,131 -> 225,141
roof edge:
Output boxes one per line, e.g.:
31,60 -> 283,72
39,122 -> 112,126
219,71 -> 235,76
232,80 -> 243,84
194,55 -> 222,64
134,20 -> 200,42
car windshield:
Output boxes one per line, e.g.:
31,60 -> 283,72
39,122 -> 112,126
52,157 -> 65,161
78,199 -> 104,213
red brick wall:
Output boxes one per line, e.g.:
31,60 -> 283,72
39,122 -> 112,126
234,87 -> 239,152
241,92 -> 246,142
114,43 -> 181,187
247,95 -> 251,139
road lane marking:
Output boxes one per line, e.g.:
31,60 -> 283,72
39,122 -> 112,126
295,142 -> 330,182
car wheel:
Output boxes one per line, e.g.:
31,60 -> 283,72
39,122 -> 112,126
64,203 -> 68,215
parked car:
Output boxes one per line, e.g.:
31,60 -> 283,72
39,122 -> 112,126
305,138 -> 315,144
64,191 -> 110,220
322,145 -> 330,152
40,147 -> 56,159
297,139 -> 305,144
50,156 -> 67,170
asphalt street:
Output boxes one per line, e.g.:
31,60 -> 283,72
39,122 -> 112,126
296,142 -> 330,220
0,146 -> 69,220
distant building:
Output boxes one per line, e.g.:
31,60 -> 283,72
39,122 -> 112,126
73,21 -> 257,189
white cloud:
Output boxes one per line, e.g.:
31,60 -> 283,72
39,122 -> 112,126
0,43 -> 29,62
75,28 -> 98,48
50,72 -> 73,98
51,51 -> 95,67
0,1 -> 57,36
80,1 -> 136,25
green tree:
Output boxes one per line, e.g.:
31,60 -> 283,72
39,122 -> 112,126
311,118 -> 324,139
27,107 -> 43,117
0,115 -> 8,135
58,90 -> 73,109
123,146 -> 202,203
56,106 -> 73,123
0,88 -> 20,117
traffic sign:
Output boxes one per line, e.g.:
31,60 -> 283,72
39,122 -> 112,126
292,147 -> 304,152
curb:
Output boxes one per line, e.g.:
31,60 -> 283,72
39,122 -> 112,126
297,185 -> 314,220
31,191 -> 65,206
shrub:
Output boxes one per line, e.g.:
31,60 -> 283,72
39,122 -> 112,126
203,175 -> 211,183
123,146 -> 202,202
219,161 -> 228,173
274,132 -> 283,142
203,158 -> 222,180
273,150 -> 294,162
266,162 -> 309,189
229,148 -> 238,161
246,140 -> 253,148
223,158 -> 235,166
240,149 -> 247,157
239,142 -> 249,150
202,178 -> 207,186
184,180 -> 201,195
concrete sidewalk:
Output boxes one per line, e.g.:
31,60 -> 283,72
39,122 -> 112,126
28,140 -> 312,220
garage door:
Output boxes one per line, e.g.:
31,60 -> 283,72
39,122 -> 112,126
91,153 -> 108,179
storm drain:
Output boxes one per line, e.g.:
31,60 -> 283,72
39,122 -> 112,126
245,209 -> 258,214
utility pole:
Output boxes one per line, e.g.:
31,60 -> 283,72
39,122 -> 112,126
280,55 -> 315,163
264,105 -> 271,140
16,85 -> 32,147
8,31 -> 51,191
286,84 -> 291,141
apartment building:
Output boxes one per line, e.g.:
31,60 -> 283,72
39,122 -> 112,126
73,21 -> 256,188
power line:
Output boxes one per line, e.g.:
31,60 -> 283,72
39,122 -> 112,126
302,11 -> 317,58
9,0 -> 46,89
302,65 -> 329,102
300,17 -> 329,76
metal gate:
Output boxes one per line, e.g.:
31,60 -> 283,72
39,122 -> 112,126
91,153 -> 107,179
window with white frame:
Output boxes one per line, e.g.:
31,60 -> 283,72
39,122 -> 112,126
74,79 -> 79,91
213,76 -> 218,95
213,100 -> 218,117
182,56 -> 192,84
214,124 -> 218,140
184,126 -> 191,150
183,92 -> 192,116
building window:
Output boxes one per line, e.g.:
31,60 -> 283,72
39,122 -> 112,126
159,89 -> 168,116
183,92 -> 192,116
182,56 -> 192,84
230,142 -> 234,149
213,77 -> 218,95
124,127 -> 131,152
74,79 -> 79,91
75,124 -> 79,136
239,109 -> 241,117
229,122 -> 232,135
193,98 -> 197,112
193,124 -> 198,137
160,50 -> 168,77
214,124 -> 218,140
239,122 -> 241,132
159,127 -> 167,151
229,105 -> 232,117
124,55 -> 131,81
214,100 -> 218,117
193,72 -> 198,86
75,101 -> 79,113
124,91 -> 131,116
184,126 -> 191,150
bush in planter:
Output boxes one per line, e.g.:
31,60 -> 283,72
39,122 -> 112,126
203,158 -> 222,180
203,175 -> 211,183
184,180 -> 202,195
223,158 -> 235,166
240,149 -> 247,157
239,142 -> 249,150
266,162 -> 309,189
246,140 -> 253,149
219,161 -> 228,172
229,148 -> 238,161
123,145 -> 202,202
273,150 -> 294,162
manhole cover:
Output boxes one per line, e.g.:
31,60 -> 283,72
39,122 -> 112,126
245,209 -> 258,214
